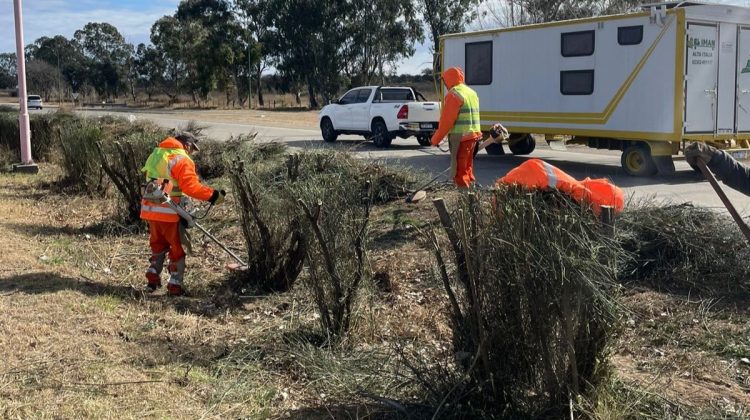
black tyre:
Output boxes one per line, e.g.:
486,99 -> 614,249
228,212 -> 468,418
321,118 -> 338,143
508,134 -> 536,155
484,143 -> 505,156
371,120 -> 393,148
417,135 -> 431,147
621,143 -> 658,176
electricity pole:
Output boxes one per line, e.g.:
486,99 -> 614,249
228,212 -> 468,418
13,0 -> 37,173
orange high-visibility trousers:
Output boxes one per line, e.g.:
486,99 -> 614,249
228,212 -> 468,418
148,220 -> 185,263
449,134 -> 477,188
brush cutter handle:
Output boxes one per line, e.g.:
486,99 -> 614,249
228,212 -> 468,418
696,158 -> 750,245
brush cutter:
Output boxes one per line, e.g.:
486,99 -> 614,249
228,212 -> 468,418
695,158 -> 750,245
143,180 -> 248,269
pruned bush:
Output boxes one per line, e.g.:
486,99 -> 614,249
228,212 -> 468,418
193,134 -> 287,180
295,175 -> 374,341
285,151 -> 425,203
618,202 -> 750,295
425,189 -> 622,417
0,111 -> 74,162
227,159 -> 306,293
57,118 -> 106,193
96,131 -> 163,225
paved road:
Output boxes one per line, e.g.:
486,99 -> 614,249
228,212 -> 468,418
28,107 -> 750,214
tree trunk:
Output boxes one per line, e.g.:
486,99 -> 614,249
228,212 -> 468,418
256,65 -> 264,107
306,78 -> 318,109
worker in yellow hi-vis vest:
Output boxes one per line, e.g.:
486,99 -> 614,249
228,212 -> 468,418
430,67 -> 482,188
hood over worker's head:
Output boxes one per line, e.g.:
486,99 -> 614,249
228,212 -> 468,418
441,67 -> 465,89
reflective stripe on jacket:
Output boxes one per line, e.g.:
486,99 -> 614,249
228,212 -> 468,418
497,159 -> 625,215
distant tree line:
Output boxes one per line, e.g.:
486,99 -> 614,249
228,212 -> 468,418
0,0 -> 638,108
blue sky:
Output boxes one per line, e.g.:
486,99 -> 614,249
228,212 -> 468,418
1,0 -> 747,75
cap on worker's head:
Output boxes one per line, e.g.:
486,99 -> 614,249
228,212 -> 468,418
441,67 -> 465,89
172,129 -> 200,151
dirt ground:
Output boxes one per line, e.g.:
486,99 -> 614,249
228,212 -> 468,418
1,165 -> 749,418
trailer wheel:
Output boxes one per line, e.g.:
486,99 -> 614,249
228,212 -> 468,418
321,118 -> 338,143
484,143 -> 505,155
417,135 -> 431,147
371,120 -> 393,148
508,134 -> 536,155
621,143 -> 657,176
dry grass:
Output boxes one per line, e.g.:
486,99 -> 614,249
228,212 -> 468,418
1,162 -> 750,418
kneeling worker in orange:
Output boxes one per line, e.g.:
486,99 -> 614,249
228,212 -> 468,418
431,67 -> 482,188
140,132 -> 225,296
497,159 -> 625,215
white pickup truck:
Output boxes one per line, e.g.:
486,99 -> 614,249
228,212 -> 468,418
319,86 -> 441,148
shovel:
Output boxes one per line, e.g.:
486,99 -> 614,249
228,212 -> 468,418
696,158 -> 750,245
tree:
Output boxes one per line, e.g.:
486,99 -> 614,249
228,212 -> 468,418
150,15 -> 195,102
235,0 -> 270,107
418,0 -> 481,72
343,0 -> 424,86
0,53 -> 16,89
476,0 -> 641,28
266,0 -> 349,108
26,60 -> 64,100
28,36 -> 87,97
74,22 -> 134,99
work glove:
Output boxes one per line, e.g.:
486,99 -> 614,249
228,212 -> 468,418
489,123 -> 509,141
685,142 -> 717,166
211,190 -> 227,206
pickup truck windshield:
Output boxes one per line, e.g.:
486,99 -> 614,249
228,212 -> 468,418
375,88 -> 415,102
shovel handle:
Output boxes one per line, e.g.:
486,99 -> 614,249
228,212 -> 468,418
696,158 -> 750,245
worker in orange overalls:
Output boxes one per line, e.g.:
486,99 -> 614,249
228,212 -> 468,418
497,159 -> 625,215
431,67 -> 482,188
140,131 -> 225,296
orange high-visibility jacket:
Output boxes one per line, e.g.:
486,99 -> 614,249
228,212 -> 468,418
497,159 -> 625,215
430,67 -> 483,146
140,137 -> 216,223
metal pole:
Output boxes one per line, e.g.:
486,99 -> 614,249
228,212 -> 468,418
13,0 -> 37,173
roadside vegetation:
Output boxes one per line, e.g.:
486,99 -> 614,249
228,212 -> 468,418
0,112 -> 749,417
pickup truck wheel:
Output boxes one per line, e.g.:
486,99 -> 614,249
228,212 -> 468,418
321,118 -> 338,143
485,143 -> 505,155
417,135 -> 431,147
508,134 -> 536,155
371,120 -> 392,148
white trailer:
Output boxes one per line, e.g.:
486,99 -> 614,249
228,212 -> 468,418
440,2 -> 750,175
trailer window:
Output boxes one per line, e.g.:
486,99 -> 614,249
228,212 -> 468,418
618,26 -> 643,46
560,70 -> 594,95
465,41 -> 492,85
561,30 -> 595,57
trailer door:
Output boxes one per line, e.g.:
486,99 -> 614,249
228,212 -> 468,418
737,27 -> 750,132
685,23 -> 719,134
716,23 -> 737,134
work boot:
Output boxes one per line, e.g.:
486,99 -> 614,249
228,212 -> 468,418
144,250 -> 167,292
167,258 -> 186,296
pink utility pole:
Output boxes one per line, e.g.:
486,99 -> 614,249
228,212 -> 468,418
13,0 -> 38,173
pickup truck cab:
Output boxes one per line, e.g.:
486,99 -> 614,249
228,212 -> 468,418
319,86 -> 440,148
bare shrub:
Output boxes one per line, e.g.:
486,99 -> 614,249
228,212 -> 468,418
57,118 -> 106,192
227,159 -> 306,293
96,131 -> 163,225
426,189 -> 622,417
296,176 -> 374,341
193,134 -> 287,180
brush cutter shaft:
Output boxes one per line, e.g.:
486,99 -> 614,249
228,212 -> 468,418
163,200 -> 248,266
696,159 -> 750,245
193,222 -> 248,266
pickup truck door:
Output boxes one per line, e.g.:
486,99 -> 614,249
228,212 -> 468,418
350,88 -> 373,130
333,89 -> 359,130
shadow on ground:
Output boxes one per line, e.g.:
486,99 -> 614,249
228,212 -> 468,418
0,271 -> 225,316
